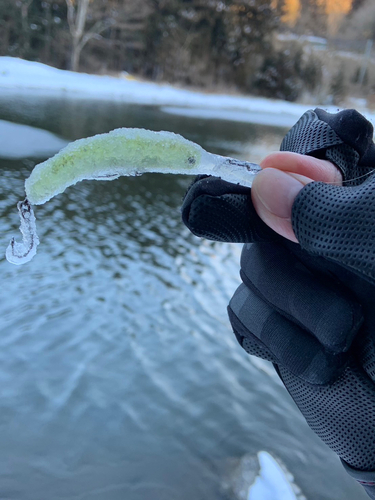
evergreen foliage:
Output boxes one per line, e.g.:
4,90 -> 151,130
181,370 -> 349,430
253,44 -> 322,101
0,0 -> 369,102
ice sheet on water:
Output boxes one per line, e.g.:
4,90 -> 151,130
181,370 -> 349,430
5,199 -> 39,265
0,119 -> 68,160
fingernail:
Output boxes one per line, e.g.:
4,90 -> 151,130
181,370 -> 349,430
254,168 -> 307,219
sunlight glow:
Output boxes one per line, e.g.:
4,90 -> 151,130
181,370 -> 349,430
282,0 -> 301,25
274,0 -> 353,27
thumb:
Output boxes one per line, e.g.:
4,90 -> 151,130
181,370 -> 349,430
251,168 -> 311,242
251,152 -> 342,242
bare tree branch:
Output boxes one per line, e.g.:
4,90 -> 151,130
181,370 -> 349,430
75,0 -> 90,39
78,18 -> 116,53
65,0 -> 76,35
64,0 -> 118,71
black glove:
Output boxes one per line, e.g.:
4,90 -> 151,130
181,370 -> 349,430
182,108 -> 375,498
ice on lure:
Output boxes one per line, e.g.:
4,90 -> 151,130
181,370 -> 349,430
6,127 -> 261,265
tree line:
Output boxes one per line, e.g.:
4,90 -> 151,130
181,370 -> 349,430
0,0 -> 372,102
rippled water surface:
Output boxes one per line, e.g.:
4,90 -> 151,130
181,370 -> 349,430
0,96 -> 368,500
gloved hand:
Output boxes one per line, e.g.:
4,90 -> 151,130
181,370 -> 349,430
182,108 -> 375,498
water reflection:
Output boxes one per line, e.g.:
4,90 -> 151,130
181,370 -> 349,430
0,94 -> 286,161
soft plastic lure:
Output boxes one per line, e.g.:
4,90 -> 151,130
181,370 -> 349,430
6,128 -> 261,265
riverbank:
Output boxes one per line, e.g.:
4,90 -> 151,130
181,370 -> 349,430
2,56 -> 373,129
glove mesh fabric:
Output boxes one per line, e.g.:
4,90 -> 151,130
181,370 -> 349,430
359,334 -> 375,380
325,144 -> 360,185
278,363 -> 375,471
292,178 -> 375,285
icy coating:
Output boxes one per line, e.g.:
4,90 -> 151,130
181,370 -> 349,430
6,127 -> 261,265
6,199 -> 40,265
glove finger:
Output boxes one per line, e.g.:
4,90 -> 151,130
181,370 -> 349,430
181,176 -> 277,243
292,174 -> 375,285
281,108 -> 375,186
239,242 -> 363,353
228,282 -> 348,385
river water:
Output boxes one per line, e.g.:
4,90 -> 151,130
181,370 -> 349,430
0,95 -> 368,500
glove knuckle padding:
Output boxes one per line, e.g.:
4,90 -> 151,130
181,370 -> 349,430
292,177 -> 375,285
229,243 -> 363,385
228,284 -> 278,364
240,243 -> 363,352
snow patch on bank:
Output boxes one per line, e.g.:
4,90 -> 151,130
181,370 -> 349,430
2,57 -> 372,128
160,106 -> 298,128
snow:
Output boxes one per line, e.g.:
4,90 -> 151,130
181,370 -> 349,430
2,56 -> 373,128
226,450 -> 305,500
247,451 -> 302,500
161,106 -> 298,128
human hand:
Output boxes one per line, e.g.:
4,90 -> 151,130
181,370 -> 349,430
182,108 -> 375,497
251,151 -> 342,242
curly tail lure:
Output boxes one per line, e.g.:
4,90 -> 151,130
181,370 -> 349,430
6,128 -> 261,265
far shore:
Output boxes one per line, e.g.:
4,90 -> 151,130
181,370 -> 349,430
1,57 -> 374,129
